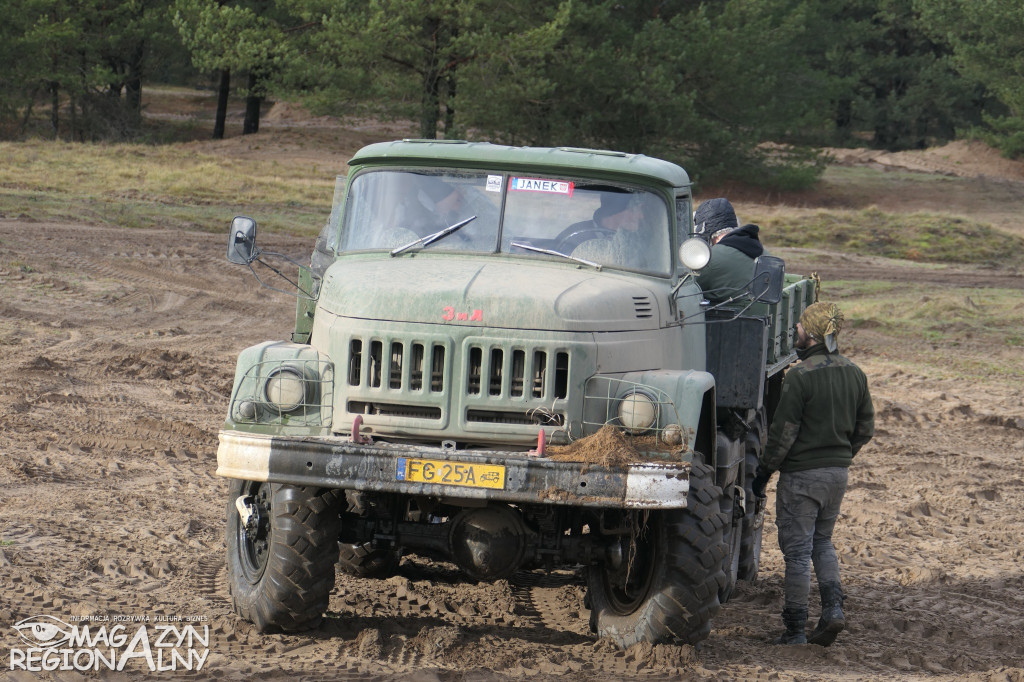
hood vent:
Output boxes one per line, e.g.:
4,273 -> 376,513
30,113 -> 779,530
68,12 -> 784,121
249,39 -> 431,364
633,296 -> 653,319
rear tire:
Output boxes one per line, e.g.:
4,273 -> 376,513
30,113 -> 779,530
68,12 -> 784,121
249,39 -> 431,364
336,490 -> 401,578
719,483 -> 743,603
586,461 -> 729,648
738,410 -> 767,581
337,542 -> 401,578
226,480 -> 341,632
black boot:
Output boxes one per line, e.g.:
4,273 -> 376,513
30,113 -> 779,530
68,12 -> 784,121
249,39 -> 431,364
808,581 -> 845,646
774,607 -> 807,645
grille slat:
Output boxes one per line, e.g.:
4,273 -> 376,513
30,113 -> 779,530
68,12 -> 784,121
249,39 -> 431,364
511,350 -> 526,397
369,340 -> 382,388
532,350 -> 546,398
489,348 -> 503,396
389,341 -> 404,389
410,343 -> 424,391
430,344 -> 445,392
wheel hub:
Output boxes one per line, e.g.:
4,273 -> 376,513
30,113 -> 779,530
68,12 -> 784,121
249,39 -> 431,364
237,483 -> 272,580
602,513 -> 658,614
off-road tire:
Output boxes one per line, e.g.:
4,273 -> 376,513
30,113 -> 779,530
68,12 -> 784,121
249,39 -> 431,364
586,461 -> 729,648
226,479 -> 341,632
337,490 -> 401,578
738,409 -> 767,581
337,542 -> 401,578
719,480 -> 743,603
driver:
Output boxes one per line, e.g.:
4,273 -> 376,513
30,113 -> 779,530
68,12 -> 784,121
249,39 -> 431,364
559,192 -> 642,251
556,192 -> 656,270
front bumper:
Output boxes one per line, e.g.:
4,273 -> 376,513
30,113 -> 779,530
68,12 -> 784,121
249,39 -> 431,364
216,430 -> 690,509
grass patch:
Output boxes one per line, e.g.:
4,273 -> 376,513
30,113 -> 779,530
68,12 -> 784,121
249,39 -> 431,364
760,207 -> 1023,265
824,279 -> 1024,379
0,139 -> 335,236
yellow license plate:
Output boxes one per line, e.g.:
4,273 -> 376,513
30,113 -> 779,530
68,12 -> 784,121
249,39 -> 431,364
396,457 -> 505,490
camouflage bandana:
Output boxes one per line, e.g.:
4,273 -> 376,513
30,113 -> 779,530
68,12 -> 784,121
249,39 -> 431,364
800,302 -> 844,352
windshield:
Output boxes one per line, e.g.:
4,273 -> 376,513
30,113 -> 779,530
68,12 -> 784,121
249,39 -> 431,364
337,169 -> 672,276
339,170 -> 501,253
501,178 -> 670,274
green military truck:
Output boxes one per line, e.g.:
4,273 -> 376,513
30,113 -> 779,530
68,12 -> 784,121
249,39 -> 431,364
218,140 -> 815,648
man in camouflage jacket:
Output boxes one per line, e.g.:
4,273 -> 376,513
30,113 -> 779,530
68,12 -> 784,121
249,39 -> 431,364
753,302 -> 875,646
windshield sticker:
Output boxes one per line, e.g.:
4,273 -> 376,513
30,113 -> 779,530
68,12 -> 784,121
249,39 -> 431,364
485,175 -> 502,192
509,177 -> 574,196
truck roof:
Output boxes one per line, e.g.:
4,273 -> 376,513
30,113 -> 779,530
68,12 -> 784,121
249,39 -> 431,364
348,140 -> 691,190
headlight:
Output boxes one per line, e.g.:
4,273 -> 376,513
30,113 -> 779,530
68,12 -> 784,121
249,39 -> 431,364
616,390 -> 659,434
679,237 -> 711,271
264,366 -> 309,413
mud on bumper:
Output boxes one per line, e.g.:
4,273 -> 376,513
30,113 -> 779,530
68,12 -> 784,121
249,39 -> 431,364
216,431 -> 690,509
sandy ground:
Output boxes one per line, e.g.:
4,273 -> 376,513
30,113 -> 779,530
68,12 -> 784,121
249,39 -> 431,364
1,125 -> 1024,680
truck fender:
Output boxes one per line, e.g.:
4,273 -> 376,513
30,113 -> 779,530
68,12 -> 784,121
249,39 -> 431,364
617,369 -> 716,465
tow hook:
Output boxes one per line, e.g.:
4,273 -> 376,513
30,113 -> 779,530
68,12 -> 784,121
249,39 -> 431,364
235,495 -> 260,540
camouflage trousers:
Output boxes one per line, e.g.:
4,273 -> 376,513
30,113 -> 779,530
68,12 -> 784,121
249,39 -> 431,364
775,467 -> 849,611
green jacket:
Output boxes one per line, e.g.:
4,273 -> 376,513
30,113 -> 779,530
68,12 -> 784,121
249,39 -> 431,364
760,344 -> 874,473
697,225 -> 767,303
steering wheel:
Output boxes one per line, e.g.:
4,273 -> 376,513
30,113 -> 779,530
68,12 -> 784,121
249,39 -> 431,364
557,227 -> 614,253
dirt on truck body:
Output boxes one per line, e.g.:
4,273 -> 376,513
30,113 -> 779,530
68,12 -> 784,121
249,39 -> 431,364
217,140 -> 814,648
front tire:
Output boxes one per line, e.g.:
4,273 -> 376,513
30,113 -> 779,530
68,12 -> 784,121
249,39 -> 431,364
586,461 -> 729,648
226,479 -> 341,632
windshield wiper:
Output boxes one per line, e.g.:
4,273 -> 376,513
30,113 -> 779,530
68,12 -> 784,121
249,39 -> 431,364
390,215 -> 477,256
510,241 -> 602,270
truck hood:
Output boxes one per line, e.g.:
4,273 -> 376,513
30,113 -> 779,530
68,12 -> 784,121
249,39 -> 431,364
318,256 -> 663,332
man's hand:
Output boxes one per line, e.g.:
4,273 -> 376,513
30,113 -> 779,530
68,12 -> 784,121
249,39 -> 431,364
752,467 -> 773,498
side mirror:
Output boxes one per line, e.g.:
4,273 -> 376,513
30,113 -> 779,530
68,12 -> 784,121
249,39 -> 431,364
748,255 -> 785,304
227,216 -> 259,264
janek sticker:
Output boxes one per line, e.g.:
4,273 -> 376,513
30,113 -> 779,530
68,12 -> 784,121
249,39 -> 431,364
509,177 -> 574,196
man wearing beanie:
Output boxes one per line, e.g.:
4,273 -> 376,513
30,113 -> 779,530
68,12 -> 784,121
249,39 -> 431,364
692,197 -> 768,303
752,302 -> 875,646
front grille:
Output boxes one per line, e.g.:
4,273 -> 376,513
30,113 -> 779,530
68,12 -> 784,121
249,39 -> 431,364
465,345 -> 569,401
343,331 -> 577,435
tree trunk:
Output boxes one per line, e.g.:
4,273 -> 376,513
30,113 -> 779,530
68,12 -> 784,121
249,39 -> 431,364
834,99 -> 852,141
20,86 -> 38,134
419,70 -> 440,139
214,69 -> 230,140
243,71 -> 262,135
125,42 -> 145,121
418,15 -> 441,139
70,93 -> 79,141
443,76 -> 456,138
50,82 -> 59,139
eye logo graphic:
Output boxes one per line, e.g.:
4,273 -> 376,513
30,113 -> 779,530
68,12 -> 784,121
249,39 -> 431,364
13,615 -> 73,649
